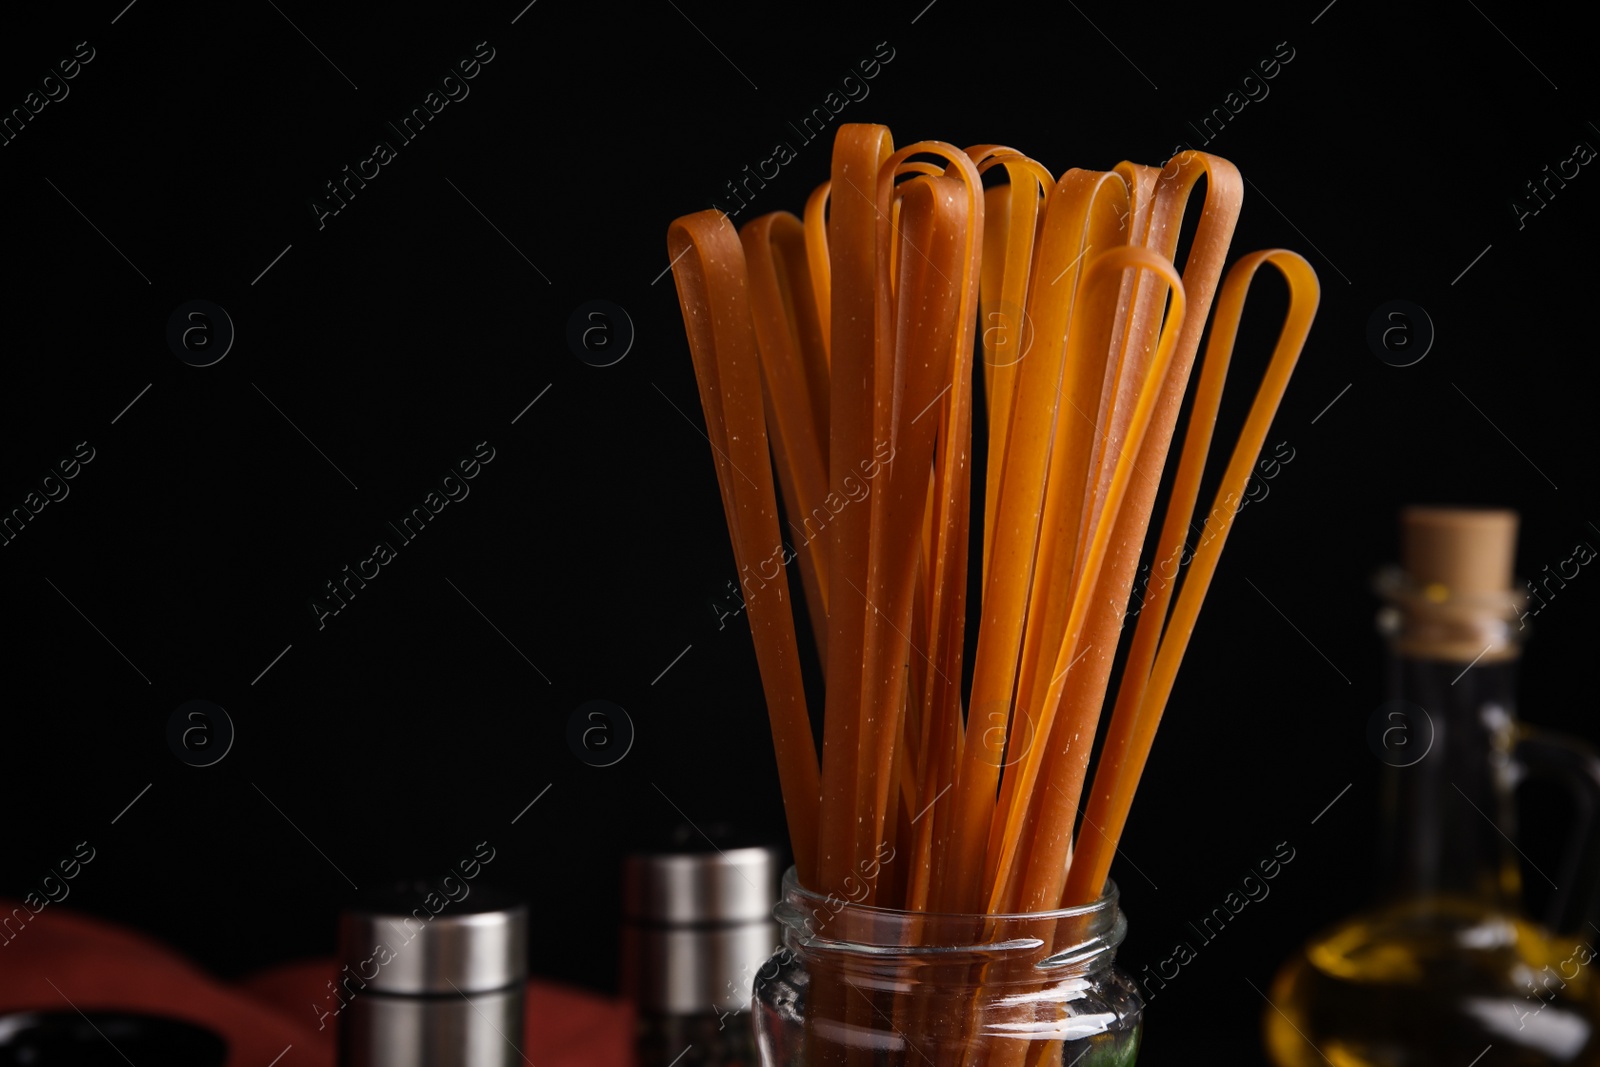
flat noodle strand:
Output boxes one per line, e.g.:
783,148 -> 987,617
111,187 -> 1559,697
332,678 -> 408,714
667,212 -> 822,880
1064,249 -> 1319,906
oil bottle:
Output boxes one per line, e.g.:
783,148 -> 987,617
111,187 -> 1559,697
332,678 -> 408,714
1265,507 -> 1600,1067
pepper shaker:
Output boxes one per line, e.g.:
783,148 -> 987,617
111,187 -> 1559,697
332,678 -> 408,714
337,880 -> 528,1067
621,838 -> 781,1067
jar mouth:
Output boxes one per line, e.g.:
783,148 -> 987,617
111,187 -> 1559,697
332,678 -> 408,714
777,866 -> 1119,923
773,868 -> 1126,972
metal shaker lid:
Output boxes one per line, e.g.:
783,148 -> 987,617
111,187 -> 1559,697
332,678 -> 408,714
339,879 -> 527,995
622,838 -> 782,925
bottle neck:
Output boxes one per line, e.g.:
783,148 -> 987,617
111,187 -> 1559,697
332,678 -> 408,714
1376,569 -> 1525,911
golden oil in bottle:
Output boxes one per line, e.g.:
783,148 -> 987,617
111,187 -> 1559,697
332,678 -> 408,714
1269,896 -> 1598,1066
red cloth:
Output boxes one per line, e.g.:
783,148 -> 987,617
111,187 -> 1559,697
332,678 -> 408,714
0,899 -> 631,1067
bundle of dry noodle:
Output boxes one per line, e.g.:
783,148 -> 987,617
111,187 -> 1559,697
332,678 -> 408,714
668,121 -> 1316,941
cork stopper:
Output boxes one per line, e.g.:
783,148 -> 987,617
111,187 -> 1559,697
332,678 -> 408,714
1401,507 -> 1518,598
1388,506 -> 1522,663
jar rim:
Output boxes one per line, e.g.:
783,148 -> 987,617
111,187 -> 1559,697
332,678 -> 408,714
772,866 -> 1127,973
777,865 -> 1120,921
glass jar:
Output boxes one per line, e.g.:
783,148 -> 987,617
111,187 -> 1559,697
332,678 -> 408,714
752,867 -> 1143,1066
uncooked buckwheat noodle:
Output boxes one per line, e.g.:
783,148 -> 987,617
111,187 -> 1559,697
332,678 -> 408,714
667,122 -> 1320,1065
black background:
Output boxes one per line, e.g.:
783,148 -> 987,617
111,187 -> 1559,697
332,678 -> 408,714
1,1 -> 1596,1063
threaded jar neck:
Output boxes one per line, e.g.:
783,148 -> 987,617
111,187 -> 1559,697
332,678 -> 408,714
772,867 -> 1126,984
